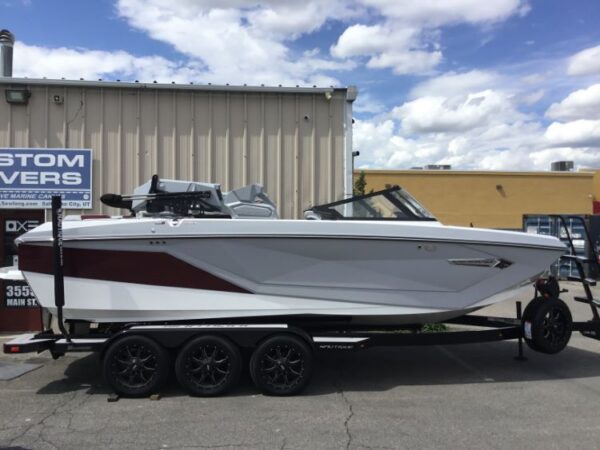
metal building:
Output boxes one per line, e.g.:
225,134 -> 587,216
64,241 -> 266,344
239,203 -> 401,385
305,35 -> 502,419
0,78 -> 356,219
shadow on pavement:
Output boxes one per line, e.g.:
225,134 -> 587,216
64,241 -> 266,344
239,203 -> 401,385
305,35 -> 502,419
31,338 -> 600,398
36,353 -> 111,396
307,339 -> 600,395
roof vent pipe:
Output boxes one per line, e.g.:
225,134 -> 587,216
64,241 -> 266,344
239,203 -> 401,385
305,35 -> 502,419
0,29 -> 15,77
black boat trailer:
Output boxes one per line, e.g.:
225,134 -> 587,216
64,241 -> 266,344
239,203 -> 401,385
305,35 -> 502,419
3,199 -> 600,397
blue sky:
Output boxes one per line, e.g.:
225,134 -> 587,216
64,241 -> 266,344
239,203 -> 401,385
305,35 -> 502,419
3,0 -> 600,170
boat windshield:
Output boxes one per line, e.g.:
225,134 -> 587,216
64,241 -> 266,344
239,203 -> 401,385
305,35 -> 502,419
306,186 -> 436,221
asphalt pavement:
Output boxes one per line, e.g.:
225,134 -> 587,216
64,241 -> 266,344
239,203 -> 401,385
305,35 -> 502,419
1,282 -> 600,450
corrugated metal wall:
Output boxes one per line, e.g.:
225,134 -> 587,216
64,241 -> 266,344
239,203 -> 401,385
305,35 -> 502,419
0,81 -> 352,218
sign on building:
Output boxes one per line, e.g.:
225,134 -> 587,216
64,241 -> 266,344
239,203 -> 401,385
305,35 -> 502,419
0,148 -> 92,209
4,282 -> 38,308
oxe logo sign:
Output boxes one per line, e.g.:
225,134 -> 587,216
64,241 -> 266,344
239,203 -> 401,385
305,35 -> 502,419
0,148 -> 92,209
5,220 -> 41,233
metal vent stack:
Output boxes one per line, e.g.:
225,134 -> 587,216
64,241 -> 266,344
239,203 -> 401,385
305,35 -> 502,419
0,29 -> 15,77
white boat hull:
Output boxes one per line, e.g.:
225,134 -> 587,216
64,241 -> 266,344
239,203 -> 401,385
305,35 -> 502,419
23,272 -> 533,325
17,218 -> 565,325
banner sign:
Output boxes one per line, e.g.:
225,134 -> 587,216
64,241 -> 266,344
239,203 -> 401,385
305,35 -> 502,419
0,148 -> 93,209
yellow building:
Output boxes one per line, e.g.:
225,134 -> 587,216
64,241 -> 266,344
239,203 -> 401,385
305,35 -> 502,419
356,169 -> 600,229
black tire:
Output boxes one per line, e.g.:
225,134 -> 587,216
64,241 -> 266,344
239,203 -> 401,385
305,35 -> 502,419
103,335 -> 171,397
523,298 -> 572,354
522,297 -> 545,352
249,334 -> 313,396
175,335 -> 242,397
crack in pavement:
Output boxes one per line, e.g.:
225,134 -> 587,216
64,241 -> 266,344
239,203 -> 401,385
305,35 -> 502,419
36,430 -> 60,450
31,389 -> 81,450
332,367 -> 354,450
5,379 -> 82,449
339,389 -> 355,450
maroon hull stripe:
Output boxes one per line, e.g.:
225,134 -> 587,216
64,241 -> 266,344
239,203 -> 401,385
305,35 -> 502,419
18,244 -> 251,294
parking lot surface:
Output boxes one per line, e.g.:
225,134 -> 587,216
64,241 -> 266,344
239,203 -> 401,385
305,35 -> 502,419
1,283 -> 600,450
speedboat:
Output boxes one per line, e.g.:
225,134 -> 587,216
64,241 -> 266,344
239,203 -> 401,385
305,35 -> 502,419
16,175 -> 566,326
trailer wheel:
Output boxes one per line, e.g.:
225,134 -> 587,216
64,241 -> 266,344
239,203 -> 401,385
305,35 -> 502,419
523,298 -> 572,354
250,334 -> 313,396
521,297 -> 545,352
175,335 -> 242,397
103,335 -> 170,398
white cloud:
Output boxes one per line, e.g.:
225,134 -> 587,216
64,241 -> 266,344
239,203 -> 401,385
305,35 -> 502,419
544,120 -> 600,148
355,87 -> 546,167
331,0 -> 527,75
13,42 -> 198,82
353,62 -> 600,171
118,0 -> 523,82
545,84 -> 600,121
522,73 -> 544,85
436,120 -> 543,169
393,89 -> 524,134
331,24 -> 402,59
358,122 -> 547,170
530,147 -> 600,169
13,0 -> 531,86
409,69 -> 545,106
354,113 -> 544,170
521,89 -> 544,105
331,24 -> 441,75
115,0 -> 353,86
353,119 -> 432,168
354,67 -> 559,171
13,1 -> 356,88
567,44 -> 600,76
409,70 -> 499,98
353,92 -> 386,115
366,49 -> 442,75
360,0 -> 528,26
247,1 -> 360,38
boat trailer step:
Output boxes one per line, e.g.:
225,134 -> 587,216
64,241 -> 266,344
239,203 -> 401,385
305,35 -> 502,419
562,254 -> 595,263
574,296 -> 600,307
581,330 -> 600,339
567,276 -> 597,286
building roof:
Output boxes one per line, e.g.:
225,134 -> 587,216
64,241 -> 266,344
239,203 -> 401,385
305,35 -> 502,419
357,169 -> 597,178
0,76 -> 357,99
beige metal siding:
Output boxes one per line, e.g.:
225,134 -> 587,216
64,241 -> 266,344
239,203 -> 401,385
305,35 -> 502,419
0,82 -> 351,218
